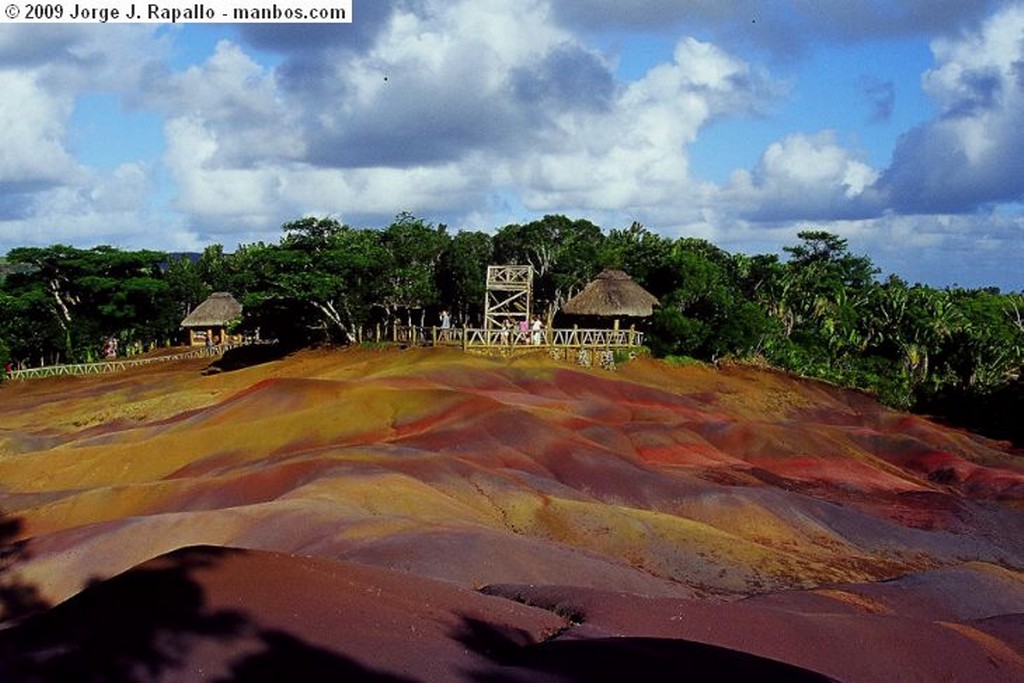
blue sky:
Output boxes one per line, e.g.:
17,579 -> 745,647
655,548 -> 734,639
1,1 -> 1023,289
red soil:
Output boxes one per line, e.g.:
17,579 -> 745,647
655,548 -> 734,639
1,347 -> 1022,680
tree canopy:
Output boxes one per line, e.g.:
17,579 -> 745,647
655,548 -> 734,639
3,215 -> 1023,443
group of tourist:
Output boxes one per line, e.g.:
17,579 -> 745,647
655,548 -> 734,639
496,316 -> 545,345
435,310 -> 547,345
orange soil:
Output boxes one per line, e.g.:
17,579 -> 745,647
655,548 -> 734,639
1,347 -> 1022,680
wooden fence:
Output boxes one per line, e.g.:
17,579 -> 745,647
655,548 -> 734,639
5,325 -> 646,381
5,344 -> 243,381
392,325 -> 644,351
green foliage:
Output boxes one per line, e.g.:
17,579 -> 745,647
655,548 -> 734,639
494,215 -> 606,318
240,218 -> 390,344
380,213 -> 449,323
0,245 -> 173,363
600,222 -> 674,293
438,230 -> 493,324
164,255 -> 211,322
647,237 -> 773,361
4,219 -> 1024,447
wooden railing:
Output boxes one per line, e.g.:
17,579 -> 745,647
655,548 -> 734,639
5,344 -> 245,381
393,325 -> 644,351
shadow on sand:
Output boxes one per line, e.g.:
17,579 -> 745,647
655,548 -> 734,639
0,513 -> 49,624
0,540 -> 411,682
204,342 -> 294,375
456,615 -> 836,683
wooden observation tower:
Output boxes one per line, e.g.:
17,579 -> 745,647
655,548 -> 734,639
484,265 -> 533,330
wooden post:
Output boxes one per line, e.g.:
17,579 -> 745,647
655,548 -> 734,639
462,324 -> 468,352
431,326 -> 437,346
629,325 -> 636,347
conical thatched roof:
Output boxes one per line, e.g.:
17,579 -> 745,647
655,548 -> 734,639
181,292 -> 243,328
561,269 -> 659,317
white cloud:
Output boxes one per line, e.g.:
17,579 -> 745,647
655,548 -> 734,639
143,40 -> 303,165
0,162 -> 170,248
720,131 -> 881,221
0,70 -> 80,187
3,1 -> 1024,291
500,36 -> 770,218
163,116 -> 286,225
0,24 -> 174,245
878,2 -> 1024,212
162,0 -> 766,233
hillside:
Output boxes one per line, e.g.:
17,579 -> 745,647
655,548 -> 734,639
1,347 -> 1022,681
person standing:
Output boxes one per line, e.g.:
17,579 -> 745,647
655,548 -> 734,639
531,316 -> 544,345
439,309 -> 451,342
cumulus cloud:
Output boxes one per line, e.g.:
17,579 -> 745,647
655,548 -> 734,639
0,161 -> 181,249
286,0 -> 575,168
878,3 -> 1024,212
238,0 -> 407,54
721,131 -> 881,222
0,26 -> 159,190
3,0 -> 1024,290
0,25 -> 84,66
0,24 -> 174,246
504,36 -> 772,217
0,70 -> 80,188
161,0 -> 777,234
145,40 -> 303,166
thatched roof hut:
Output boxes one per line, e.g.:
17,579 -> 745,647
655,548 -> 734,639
181,292 -> 243,346
561,269 -> 659,318
181,292 -> 243,328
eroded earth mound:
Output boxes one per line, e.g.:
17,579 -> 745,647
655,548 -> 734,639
1,347 -> 1022,681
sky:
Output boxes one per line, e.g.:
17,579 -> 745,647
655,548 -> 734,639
1,0 -> 1023,290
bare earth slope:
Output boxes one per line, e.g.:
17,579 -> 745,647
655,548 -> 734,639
1,347 -> 1022,681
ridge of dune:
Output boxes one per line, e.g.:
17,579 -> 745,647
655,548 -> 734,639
1,346 -> 1022,680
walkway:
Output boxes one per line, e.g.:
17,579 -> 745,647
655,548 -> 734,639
5,344 -> 241,381
392,325 -> 644,369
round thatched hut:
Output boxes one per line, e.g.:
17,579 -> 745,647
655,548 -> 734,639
181,292 -> 243,346
561,269 -> 659,322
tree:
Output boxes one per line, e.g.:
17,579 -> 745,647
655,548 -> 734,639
0,245 -> 174,363
437,230 -> 493,326
649,238 -> 771,360
938,289 -> 1022,392
773,231 -> 879,370
379,213 -> 449,326
237,217 -> 389,344
600,222 -> 674,294
195,245 -> 233,293
165,255 -> 211,323
782,230 -> 877,290
494,215 -> 605,320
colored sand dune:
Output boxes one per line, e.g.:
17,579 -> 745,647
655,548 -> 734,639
1,347 -> 1022,681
